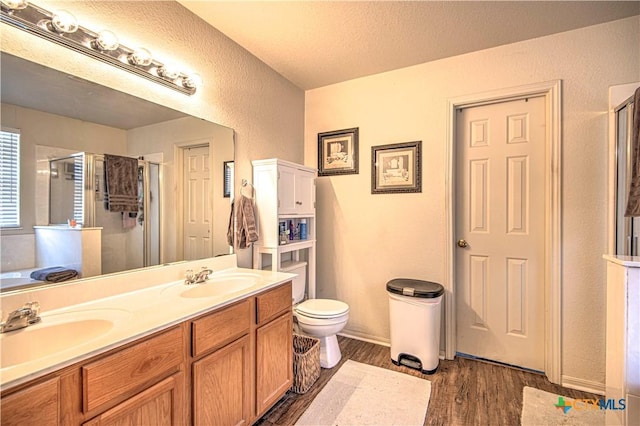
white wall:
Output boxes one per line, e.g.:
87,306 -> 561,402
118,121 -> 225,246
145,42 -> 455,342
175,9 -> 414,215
304,16 -> 640,387
0,0 -> 305,267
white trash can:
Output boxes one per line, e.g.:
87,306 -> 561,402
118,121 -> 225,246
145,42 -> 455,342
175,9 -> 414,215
387,278 -> 444,374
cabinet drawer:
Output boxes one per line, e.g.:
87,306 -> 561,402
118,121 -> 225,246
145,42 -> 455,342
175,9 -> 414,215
83,372 -> 184,426
82,326 -> 183,413
191,299 -> 251,358
256,282 -> 292,326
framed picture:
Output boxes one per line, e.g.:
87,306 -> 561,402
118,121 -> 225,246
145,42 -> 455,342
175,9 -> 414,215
317,127 -> 359,176
223,160 -> 234,198
371,141 -> 422,194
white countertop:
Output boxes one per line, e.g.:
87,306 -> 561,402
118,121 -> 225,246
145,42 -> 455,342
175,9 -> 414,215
603,254 -> 640,268
0,260 -> 295,390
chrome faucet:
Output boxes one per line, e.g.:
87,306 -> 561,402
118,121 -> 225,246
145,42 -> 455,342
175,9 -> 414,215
1,302 -> 41,333
194,267 -> 213,283
185,267 -> 213,285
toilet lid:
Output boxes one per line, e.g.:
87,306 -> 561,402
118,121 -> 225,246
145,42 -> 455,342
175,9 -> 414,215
295,299 -> 349,318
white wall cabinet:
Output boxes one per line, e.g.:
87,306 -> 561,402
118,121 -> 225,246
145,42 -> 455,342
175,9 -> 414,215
605,255 -> 640,426
252,159 -> 316,298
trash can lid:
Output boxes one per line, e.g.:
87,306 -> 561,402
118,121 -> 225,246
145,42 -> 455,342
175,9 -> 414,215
386,278 -> 444,298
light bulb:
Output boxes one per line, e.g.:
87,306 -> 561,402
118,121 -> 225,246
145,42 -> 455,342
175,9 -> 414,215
1,0 -> 28,10
182,73 -> 202,90
157,64 -> 180,80
128,48 -> 153,67
49,10 -> 78,34
93,30 -> 119,51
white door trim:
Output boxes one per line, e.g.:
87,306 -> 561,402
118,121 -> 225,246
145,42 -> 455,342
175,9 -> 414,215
444,80 -> 562,384
174,139 -> 212,261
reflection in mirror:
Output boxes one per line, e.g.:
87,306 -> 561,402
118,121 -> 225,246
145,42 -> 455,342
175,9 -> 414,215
0,52 -> 235,293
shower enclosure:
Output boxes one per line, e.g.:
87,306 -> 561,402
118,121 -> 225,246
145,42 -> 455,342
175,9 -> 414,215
615,95 -> 637,255
49,152 -> 161,274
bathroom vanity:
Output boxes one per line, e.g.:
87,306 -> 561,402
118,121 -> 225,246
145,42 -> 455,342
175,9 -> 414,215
0,255 -> 294,425
604,255 -> 640,426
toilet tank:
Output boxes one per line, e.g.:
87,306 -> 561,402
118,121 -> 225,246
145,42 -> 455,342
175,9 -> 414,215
281,261 -> 307,303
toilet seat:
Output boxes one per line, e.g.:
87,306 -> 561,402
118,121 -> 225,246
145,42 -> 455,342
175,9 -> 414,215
295,299 -> 349,319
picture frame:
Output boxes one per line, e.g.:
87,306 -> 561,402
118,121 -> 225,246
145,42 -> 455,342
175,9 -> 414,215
371,141 -> 422,194
223,160 -> 234,198
317,127 -> 359,176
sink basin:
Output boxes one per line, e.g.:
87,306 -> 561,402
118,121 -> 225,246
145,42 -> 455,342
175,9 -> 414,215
0,309 -> 129,368
179,272 -> 262,299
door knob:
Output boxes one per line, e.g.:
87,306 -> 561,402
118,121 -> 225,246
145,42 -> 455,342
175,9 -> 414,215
457,239 -> 468,248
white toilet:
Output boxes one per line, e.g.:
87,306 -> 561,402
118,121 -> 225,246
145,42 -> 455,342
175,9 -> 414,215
286,262 -> 349,368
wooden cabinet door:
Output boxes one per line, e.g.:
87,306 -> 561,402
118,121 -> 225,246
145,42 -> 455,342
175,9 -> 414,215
255,312 -> 293,417
192,335 -> 251,426
1,377 -> 59,426
83,372 -> 184,426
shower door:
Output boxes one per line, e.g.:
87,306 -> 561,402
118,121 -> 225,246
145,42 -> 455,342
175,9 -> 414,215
615,99 -> 638,255
90,155 -> 161,274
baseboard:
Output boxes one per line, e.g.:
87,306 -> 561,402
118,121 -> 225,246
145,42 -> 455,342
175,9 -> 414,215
338,331 -> 390,347
561,375 -> 605,395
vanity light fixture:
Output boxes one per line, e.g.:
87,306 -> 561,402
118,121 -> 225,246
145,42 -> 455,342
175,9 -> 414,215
0,1 -> 201,95
92,30 -> 119,52
128,47 -> 153,67
48,10 -> 78,34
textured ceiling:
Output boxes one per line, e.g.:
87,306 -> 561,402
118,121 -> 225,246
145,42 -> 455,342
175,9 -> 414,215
178,1 -> 640,90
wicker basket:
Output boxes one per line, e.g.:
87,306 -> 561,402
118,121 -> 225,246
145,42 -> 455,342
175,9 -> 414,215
291,334 -> 320,394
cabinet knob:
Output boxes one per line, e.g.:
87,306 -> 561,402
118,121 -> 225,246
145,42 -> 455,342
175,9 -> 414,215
295,201 -> 302,205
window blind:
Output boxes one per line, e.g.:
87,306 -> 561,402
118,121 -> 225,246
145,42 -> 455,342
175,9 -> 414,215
0,128 -> 20,228
72,157 -> 84,224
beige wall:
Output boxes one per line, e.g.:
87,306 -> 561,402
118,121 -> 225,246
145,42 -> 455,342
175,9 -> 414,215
0,0 -> 305,267
304,16 -> 640,388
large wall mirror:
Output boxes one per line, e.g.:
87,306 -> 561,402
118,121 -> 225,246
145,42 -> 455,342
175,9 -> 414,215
0,52 -> 235,292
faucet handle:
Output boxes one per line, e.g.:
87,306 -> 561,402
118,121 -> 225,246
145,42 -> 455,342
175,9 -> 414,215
25,301 -> 40,314
24,301 -> 41,324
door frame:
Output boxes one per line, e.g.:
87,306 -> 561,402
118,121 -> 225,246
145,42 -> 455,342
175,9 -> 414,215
444,80 -> 562,384
174,139 -> 213,261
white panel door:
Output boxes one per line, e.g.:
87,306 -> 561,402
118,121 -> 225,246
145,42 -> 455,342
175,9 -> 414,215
456,96 -> 545,371
183,146 -> 212,260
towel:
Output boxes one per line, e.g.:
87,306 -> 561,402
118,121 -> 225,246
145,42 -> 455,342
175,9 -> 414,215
625,86 -> 640,216
104,154 -> 139,212
235,195 -> 259,249
30,266 -> 78,283
227,201 -> 235,246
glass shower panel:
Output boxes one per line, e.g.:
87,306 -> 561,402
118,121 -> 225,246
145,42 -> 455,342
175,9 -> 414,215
49,153 -> 84,225
94,158 -> 143,274
615,101 -> 637,255
148,162 -> 161,266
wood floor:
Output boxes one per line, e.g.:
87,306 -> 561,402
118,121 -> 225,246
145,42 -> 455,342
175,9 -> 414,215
256,336 -> 600,425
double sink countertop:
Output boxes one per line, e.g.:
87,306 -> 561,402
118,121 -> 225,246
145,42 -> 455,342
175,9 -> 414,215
0,255 -> 295,390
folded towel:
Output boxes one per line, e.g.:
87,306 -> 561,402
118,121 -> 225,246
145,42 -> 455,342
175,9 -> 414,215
104,154 -> 139,212
30,266 -> 79,283
236,195 -> 258,249
625,86 -> 640,216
